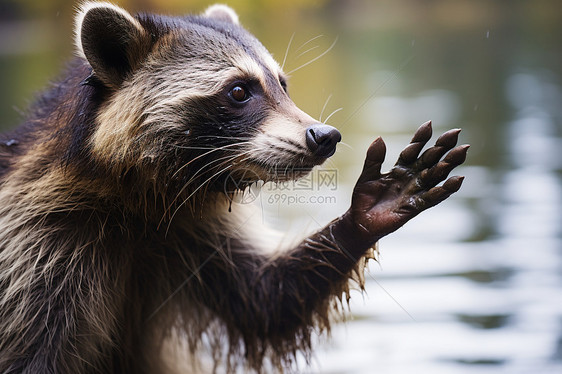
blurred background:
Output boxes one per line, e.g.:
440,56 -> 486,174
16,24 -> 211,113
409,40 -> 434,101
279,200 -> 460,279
1,0 -> 561,373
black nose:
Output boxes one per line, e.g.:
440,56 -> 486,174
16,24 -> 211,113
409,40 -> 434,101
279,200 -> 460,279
305,124 -> 342,158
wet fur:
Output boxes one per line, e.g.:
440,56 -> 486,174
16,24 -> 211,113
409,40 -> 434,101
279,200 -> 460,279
0,4 -> 373,373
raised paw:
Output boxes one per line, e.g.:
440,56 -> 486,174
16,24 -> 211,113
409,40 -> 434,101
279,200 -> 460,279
348,121 -> 468,243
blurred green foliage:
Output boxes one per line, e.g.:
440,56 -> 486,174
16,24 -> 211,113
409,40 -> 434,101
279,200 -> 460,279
0,0 -> 561,170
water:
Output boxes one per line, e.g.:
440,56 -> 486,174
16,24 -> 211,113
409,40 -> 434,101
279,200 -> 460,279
260,3 -> 562,373
299,70 -> 562,372
1,1 -> 561,373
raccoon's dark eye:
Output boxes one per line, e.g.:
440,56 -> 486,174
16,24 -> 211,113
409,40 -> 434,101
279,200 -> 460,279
230,85 -> 249,102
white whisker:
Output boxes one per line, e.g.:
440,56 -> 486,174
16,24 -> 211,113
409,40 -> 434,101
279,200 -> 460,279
195,135 -> 252,141
172,142 -> 250,178
296,45 -> 319,60
295,34 -> 324,53
172,145 -> 240,150
164,148 -> 255,221
338,141 -> 353,150
319,94 -> 332,123
281,32 -> 295,71
176,149 -> 250,189
287,36 -> 338,75
166,164 -> 234,234
323,107 -> 343,125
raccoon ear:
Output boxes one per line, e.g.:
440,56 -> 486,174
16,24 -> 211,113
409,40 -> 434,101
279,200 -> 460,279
75,2 -> 151,88
203,4 -> 239,25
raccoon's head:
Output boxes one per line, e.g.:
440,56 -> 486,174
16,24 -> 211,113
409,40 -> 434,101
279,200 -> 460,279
75,2 -> 341,199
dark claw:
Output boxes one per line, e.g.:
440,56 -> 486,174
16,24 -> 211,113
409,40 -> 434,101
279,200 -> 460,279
397,142 -> 426,166
442,144 -> 470,166
420,145 -> 469,187
423,176 -> 465,206
419,146 -> 447,168
435,128 -> 461,148
411,120 -> 433,143
422,186 -> 450,206
358,137 -> 386,183
365,137 -> 386,164
417,128 -> 461,169
396,121 -> 433,166
442,175 -> 465,192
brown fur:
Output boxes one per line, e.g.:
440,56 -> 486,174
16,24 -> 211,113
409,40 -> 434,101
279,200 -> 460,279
0,3 -> 375,373
0,3 -> 468,374
0,2 -> 470,372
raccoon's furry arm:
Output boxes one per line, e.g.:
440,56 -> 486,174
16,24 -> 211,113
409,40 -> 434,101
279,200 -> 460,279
265,122 -> 467,326
199,122 -> 467,361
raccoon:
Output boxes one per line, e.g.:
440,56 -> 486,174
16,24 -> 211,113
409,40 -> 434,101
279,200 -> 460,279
0,2 -> 468,373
